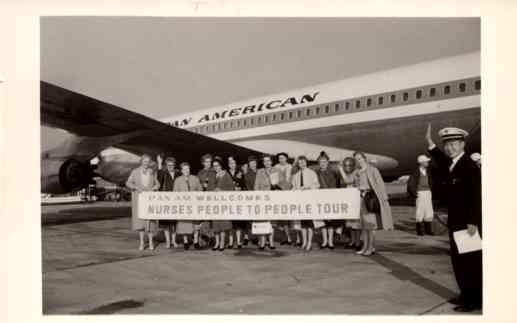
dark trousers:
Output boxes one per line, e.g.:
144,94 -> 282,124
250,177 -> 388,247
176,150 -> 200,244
449,232 -> 483,307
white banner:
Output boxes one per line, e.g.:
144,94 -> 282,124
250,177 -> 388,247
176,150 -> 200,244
136,188 -> 360,220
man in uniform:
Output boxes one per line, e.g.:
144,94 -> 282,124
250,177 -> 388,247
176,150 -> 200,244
426,124 -> 482,312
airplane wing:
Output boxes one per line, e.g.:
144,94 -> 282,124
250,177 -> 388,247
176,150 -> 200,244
41,81 -> 263,164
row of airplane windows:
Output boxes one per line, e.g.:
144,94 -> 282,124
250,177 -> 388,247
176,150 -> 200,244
189,78 -> 481,134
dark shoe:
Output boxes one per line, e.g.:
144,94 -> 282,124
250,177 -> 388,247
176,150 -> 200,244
424,221 -> 434,235
269,245 -> 276,250
296,242 -> 303,248
416,222 -> 424,236
448,296 -> 463,305
280,240 -> 289,245
226,244 -> 234,249
212,246 -> 218,251
218,247 -> 225,251
259,246 -> 265,251
194,243 -> 201,250
252,238 -> 259,245
237,244 -> 242,249
243,238 -> 249,246
320,243 -> 328,249
453,304 -> 481,312
328,245 -> 335,250
184,243 -> 190,250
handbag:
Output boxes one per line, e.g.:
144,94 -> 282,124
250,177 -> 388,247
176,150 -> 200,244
252,222 -> 273,235
364,190 -> 381,213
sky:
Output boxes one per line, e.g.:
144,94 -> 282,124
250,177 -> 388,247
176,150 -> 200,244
41,17 -> 480,149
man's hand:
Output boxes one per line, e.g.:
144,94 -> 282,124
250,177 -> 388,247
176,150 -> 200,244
467,224 -> 478,236
426,123 -> 435,147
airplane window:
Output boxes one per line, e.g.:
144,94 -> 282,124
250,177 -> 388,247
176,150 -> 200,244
237,120 -> 241,127
265,115 -> 269,123
272,114 -> 277,121
258,116 -> 263,124
416,90 -> 422,99
243,120 -> 247,126
306,109 -> 311,116
316,107 -> 321,115
289,111 -> 293,119
297,110 -> 302,118
403,92 -> 409,101
280,113 -> 285,120
429,88 -> 436,97
345,102 -> 350,110
475,80 -> 481,90
459,82 -> 466,92
378,96 -> 384,105
250,118 -> 254,125
355,100 -> 361,109
366,98 -> 372,107
444,85 -> 451,95
390,94 -> 396,103
335,104 -> 339,112
325,105 -> 330,113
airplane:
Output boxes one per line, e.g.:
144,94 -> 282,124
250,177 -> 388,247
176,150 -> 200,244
41,51 -> 481,194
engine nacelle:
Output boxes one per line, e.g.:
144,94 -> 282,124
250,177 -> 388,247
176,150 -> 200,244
41,158 -> 94,194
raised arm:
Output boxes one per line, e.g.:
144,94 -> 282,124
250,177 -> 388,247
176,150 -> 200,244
426,123 -> 450,168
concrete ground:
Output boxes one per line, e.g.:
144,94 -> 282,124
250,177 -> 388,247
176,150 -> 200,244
41,201 -> 480,315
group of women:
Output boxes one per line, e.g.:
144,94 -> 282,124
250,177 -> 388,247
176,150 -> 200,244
126,151 -> 393,256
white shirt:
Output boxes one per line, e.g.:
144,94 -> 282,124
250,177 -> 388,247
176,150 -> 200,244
419,167 -> 427,176
449,152 -> 465,172
428,143 -> 465,172
291,167 -> 320,189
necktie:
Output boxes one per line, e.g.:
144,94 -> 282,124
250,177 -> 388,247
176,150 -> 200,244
186,177 -> 190,191
300,170 -> 304,187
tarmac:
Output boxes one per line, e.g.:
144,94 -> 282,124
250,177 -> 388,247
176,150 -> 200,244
41,199 -> 481,315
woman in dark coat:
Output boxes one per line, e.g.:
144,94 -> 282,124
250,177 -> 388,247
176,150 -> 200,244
211,158 -> 235,251
227,156 -> 248,248
315,151 -> 340,249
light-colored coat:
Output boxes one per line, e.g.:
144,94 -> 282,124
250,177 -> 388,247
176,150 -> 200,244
363,164 -> 393,230
254,167 -> 280,191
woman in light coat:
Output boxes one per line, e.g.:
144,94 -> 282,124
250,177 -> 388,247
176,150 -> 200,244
126,154 -> 160,251
254,155 -> 280,250
174,162 -> 203,250
353,151 -> 393,256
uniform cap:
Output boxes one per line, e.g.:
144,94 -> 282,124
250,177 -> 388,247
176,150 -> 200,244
417,155 -> 431,163
438,127 -> 469,142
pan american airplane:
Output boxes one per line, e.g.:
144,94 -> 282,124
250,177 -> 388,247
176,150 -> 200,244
41,51 -> 480,194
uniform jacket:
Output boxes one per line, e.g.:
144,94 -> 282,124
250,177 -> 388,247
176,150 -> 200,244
428,147 -> 482,234
407,167 -> 434,199
157,169 -> 180,191
363,164 -> 394,230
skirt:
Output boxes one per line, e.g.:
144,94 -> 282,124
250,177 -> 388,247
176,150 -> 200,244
346,219 -> 362,230
360,197 -> 383,230
325,220 -> 346,228
301,220 -> 314,229
232,221 -> 249,230
211,221 -> 232,233
176,221 -> 194,235
159,220 -> 177,230
131,192 -> 159,232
